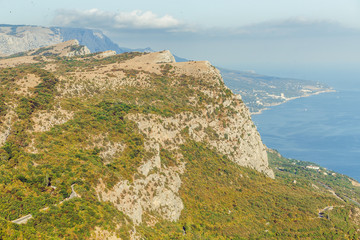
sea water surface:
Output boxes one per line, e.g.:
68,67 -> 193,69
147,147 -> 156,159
252,90 -> 360,181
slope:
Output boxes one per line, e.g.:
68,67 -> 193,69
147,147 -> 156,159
0,42 -> 358,239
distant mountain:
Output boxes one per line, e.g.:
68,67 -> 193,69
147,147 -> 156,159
0,24 -> 150,56
56,27 -> 126,53
173,55 -> 189,62
219,67 -> 334,113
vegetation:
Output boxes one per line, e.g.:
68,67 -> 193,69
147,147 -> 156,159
0,47 -> 358,239
268,149 -> 360,208
30,47 -> 55,56
137,142 -> 360,239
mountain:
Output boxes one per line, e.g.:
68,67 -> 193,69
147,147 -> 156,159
0,41 -> 359,239
0,24 -> 150,56
220,67 -> 334,114
0,24 -> 334,115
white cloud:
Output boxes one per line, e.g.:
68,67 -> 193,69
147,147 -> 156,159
53,8 -> 183,31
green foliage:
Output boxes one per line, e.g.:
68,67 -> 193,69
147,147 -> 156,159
66,45 -> 84,53
160,63 -> 174,75
30,46 -> 55,56
268,150 -> 360,207
160,148 -> 177,167
138,141 -> 360,239
52,51 -> 143,73
15,69 -> 58,119
0,51 -> 359,239
0,93 -> 6,117
0,99 -> 139,238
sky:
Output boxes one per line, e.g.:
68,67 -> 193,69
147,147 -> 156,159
1,0 -> 360,84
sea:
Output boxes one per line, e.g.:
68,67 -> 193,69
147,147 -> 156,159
250,68 -> 360,181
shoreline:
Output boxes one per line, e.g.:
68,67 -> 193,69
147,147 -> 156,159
251,89 -> 336,115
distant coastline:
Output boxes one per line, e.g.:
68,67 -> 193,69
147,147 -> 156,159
252,89 -> 360,181
251,89 -> 336,115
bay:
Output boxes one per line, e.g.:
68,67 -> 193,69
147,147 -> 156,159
252,90 -> 360,181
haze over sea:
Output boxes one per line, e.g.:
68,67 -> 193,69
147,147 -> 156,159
250,67 -> 360,181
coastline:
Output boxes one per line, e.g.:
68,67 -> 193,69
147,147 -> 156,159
252,89 -> 360,181
251,89 -> 336,115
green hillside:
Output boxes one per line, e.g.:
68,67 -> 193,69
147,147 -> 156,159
0,46 -> 359,239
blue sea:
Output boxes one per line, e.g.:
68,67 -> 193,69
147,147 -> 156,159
252,89 -> 360,181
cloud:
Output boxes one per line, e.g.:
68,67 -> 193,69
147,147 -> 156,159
227,18 -> 360,38
53,8 -> 186,31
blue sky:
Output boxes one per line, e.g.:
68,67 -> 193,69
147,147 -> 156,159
1,0 -> 360,83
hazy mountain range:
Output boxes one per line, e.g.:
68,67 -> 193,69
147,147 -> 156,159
0,24 -> 151,56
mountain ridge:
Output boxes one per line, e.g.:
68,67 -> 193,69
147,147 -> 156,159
0,39 -> 359,240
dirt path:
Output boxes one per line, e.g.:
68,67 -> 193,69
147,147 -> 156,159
11,184 -> 79,225
11,214 -> 33,225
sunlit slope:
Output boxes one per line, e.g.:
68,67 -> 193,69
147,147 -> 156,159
0,42 -> 358,239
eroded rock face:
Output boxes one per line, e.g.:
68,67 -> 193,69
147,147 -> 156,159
128,100 -> 274,179
0,110 -> 15,147
96,143 -> 184,225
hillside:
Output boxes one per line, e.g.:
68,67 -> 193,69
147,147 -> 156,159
220,68 -> 334,114
0,41 -> 359,239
